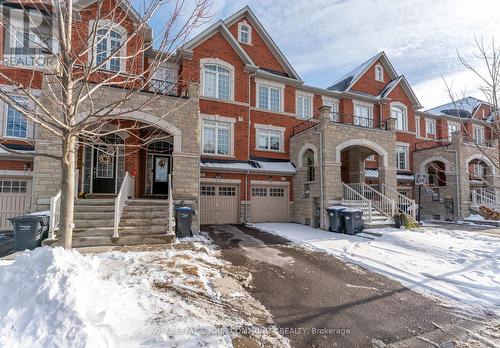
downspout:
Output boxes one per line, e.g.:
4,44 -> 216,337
313,128 -> 324,228
246,71 -> 256,223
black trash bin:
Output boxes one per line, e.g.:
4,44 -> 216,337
342,209 -> 363,235
326,206 -> 346,233
8,212 -> 49,250
175,207 -> 195,238
393,213 -> 402,229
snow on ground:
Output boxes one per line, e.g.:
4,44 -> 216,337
0,237 -> 289,348
251,223 -> 500,317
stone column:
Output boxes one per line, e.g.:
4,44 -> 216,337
322,161 -> 341,229
348,151 -> 365,183
378,166 -> 397,189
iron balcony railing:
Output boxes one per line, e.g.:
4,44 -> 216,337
292,112 -> 387,136
144,79 -> 189,98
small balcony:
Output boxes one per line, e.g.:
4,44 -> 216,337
330,112 -> 386,130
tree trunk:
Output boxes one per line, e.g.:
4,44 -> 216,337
59,134 -> 76,249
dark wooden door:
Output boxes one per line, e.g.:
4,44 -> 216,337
92,146 -> 116,193
152,155 -> 169,194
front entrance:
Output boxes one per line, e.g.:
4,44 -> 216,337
152,155 -> 170,194
92,146 -> 116,193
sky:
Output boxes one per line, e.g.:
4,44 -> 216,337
150,0 -> 500,109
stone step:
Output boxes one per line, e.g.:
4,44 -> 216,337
75,199 -> 115,206
120,218 -> 168,227
74,205 -> 115,212
73,227 -> 115,237
127,199 -> 169,206
74,212 -> 115,220
364,221 -> 394,228
72,233 -> 175,248
123,205 -> 170,212
73,225 -> 170,237
121,211 -> 169,219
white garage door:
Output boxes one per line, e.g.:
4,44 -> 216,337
200,185 -> 239,225
250,186 -> 288,223
0,179 -> 32,230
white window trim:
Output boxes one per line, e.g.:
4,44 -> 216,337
296,90 -> 313,119
375,64 -> 384,82
200,114 -> 236,157
254,123 -> 285,152
447,121 -> 460,140
255,78 -> 284,112
237,21 -> 252,45
425,118 -> 436,136
396,142 -> 410,171
200,58 -> 235,101
88,20 -> 128,73
415,116 -> 421,138
391,102 -> 408,131
1,95 -> 34,139
473,125 -> 485,141
353,100 -> 374,119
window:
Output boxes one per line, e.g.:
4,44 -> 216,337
375,64 -> 384,82
473,127 -> 484,145
366,155 -> 375,161
415,116 -> 421,137
96,27 -> 124,72
257,129 -> 283,151
238,23 -> 251,44
5,97 -> 28,138
270,188 -> 284,197
219,187 -> 236,196
202,120 -> 231,155
323,98 -> 339,121
426,119 -> 436,136
296,94 -> 312,119
472,164 -> 484,177
448,122 -> 460,140
304,150 -> 315,182
354,103 -> 373,127
0,180 -> 27,193
396,144 -> 409,170
252,187 -> 267,196
258,84 -> 282,112
392,106 -> 407,131
203,64 -> 231,100
201,186 -> 216,196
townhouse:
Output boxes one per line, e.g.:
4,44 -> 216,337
0,3 -> 498,240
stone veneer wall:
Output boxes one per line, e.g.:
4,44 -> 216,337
32,80 -> 201,230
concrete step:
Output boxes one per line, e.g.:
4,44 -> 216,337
74,212 -> 115,220
74,219 -> 114,228
72,233 -> 175,248
74,205 -> 115,212
120,218 -> 168,227
75,199 -> 115,206
73,227 -> 115,236
121,211 -> 169,219
364,221 -> 394,228
123,205 -> 170,212
73,225 -> 170,237
127,199 -> 168,206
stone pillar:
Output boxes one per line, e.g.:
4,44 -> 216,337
378,166 -> 397,189
318,105 -> 331,125
386,118 -> 396,132
322,161 -> 341,229
172,154 -> 200,231
348,151 -> 365,183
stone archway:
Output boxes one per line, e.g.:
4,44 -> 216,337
464,154 -> 496,175
297,143 -> 318,167
335,138 -> 389,167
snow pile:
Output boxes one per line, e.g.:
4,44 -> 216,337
0,247 -> 149,348
252,223 -> 500,316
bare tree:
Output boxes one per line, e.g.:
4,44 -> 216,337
0,0 -> 211,248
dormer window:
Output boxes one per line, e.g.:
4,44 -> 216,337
238,22 -> 251,45
375,64 -> 384,82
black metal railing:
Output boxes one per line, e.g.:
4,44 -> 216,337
330,112 -> 386,130
144,79 -> 189,98
292,116 -> 320,136
414,138 -> 451,151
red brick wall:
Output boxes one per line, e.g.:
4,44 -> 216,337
351,59 -> 392,96
227,17 -> 287,75
0,160 -> 32,171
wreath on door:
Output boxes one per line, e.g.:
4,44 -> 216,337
98,153 -> 112,164
158,159 -> 166,168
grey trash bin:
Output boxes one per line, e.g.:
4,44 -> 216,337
342,209 -> 363,235
175,207 -> 194,238
8,212 -> 49,250
326,206 -> 346,233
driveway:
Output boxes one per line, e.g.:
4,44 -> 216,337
204,224 -> 472,347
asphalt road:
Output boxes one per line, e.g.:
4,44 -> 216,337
204,224 -> 461,348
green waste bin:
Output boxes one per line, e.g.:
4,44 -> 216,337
8,212 -> 49,250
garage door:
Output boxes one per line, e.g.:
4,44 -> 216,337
200,185 -> 239,225
250,186 -> 288,223
0,179 -> 32,230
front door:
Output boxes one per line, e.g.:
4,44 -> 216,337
92,146 -> 116,193
152,155 -> 169,194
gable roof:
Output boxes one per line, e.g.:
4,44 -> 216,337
223,6 -> 301,81
426,96 -> 490,119
75,0 -> 147,27
379,75 -> 422,108
181,20 -> 256,67
328,51 -> 398,92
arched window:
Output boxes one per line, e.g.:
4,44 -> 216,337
96,28 -> 124,72
203,64 -> 231,100
391,105 -> 407,131
304,149 -> 315,182
375,64 -> 384,82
